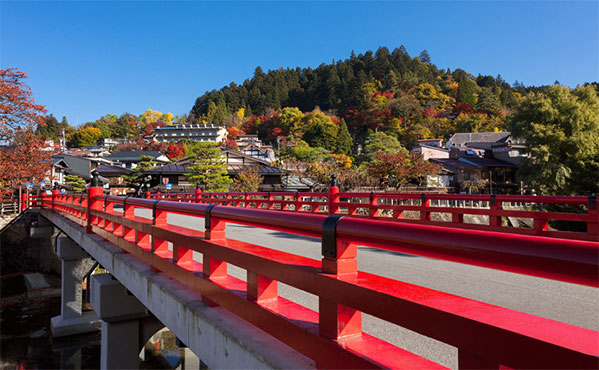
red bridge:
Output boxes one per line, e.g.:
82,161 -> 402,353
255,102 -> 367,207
17,180 -> 599,369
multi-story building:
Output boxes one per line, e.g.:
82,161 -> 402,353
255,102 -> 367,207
152,124 -> 228,143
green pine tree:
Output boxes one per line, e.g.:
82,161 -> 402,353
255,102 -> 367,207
456,75 -> 476,108
124,155 -> 156,186
64,174 -> 87,193
476,87 -> 502,116
336,119 -> 353,155
187,143 -> 232,191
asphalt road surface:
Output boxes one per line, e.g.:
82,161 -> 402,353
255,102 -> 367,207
136,209 -> 598,369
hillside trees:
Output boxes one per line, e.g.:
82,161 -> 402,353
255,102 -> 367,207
68,127 -> 103,147
336,119 -> 353,155
300,110 -> 339,151
36,114 -> 69,140
509,85 -> 599,195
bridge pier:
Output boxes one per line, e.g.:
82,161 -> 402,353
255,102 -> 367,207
51,236 -> 101,337
91,273 -> 164,370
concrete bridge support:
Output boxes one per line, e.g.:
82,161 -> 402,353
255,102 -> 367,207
51,236 -> 101,337
91,273 -> 164,370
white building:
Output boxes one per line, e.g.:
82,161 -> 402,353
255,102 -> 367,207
153,124 -> 228,143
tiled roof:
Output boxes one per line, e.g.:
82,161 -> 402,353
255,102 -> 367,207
432,157 -> 516,170
95,164 -> 133,176
460,157 -> 516,168
228,164 -> 284,175
448,132 -> 511,147
105,150 -> 164,161
431,158 -> 477,169
144,164 -> 191,174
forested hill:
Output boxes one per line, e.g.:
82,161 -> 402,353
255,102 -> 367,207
191,46 -> 526,119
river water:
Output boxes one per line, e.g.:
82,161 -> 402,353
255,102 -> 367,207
0,275 -> 202,370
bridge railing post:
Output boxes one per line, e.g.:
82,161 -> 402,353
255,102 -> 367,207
21,191 -> 28,213
87,170 -> 103,234
202,205 -> 227,307
420,193 -> 431,221
52,182 -> 60,212
588,196 -> 598,236
328,175 -> 339,215
368,191 -> 377,218
319,215 -> 361,340
488,194 -> 502,228
194,186 -> 202,203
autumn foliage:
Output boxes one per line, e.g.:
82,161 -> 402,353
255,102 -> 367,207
366,152 -> 440,188
1,68 -> 46,141
0,68 -> 51,196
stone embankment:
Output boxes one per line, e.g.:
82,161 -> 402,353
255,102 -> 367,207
0,215 -> 16,230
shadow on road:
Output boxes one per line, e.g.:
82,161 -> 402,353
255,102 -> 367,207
358,246 -> 419,258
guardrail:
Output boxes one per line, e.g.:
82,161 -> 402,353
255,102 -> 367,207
0,199 -> 20,215
147,188 -> 599,241
36,182 -> 599,369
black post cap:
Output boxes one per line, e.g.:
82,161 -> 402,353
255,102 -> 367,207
90,170 -> 100,187
330,174 -> 338,187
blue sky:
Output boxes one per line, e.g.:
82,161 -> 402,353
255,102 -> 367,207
1,1 -> 597,125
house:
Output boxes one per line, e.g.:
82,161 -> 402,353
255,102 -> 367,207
431,147 -> 518,194
95,164 -> 134,195
152,124 -> 228,143
235,135 -> 277,163
104,150 -> 170,170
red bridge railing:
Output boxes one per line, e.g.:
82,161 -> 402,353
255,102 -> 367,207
36,185 -> 598,369
147,188 -> 599,241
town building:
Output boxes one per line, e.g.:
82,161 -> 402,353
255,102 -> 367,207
430,146 -> 518,194
100,138 -> 128,148
104,150 -> 170,170
152,124 -> 228,143
50,153 -> 108,187
235,135 -> 277,163
82,145 -> 111,158
412,139 -> 450,160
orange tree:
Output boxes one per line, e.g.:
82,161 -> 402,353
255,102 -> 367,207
0,68 -> 51,195
366,151 -> 439,188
